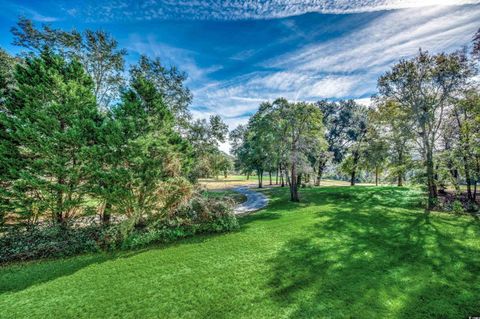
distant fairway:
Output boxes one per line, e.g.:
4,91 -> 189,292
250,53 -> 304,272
199,175 -> 363,189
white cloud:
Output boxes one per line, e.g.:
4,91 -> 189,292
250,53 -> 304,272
188,4 -> 480,140
126,34 -> 222,84
115,3 -> 480,154
265,5 -> 480,74
80,0 -> 480,21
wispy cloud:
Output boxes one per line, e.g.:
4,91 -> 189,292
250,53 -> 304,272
1,2 -> 59,22
126,34 -> 222,84
188,4 -> 480,136
77,0 -> 479,21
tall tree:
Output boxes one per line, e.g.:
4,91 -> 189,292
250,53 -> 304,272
373,100 -> 414,186
93,74 -> 192,224
11,17 -> 126,110
377,50 -> 470,208
274,99 -> 324,201
316,99 -> 365,186
130,55 -> 193,126
359,123 -> 389,186
1,49 -> 101,224
188,115 -> 228,180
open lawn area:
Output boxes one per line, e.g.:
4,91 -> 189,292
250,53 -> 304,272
1,186 -> 480,318
199,175 -> 361,189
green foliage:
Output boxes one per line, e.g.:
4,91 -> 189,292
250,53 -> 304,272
188,115 -> 229,180
377,50 -> 471,208
0,193 -> 238,263
1,49 -> 101,224
232,98 -> 325,196
0,225 -> 101,263
130,55 -> 193,125
11,17 -> 127,109
450,200 -> 464,214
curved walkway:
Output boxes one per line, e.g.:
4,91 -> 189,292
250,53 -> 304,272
233,187 -> 268,215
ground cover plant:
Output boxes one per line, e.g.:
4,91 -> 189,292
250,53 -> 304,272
1,186 -> 479,318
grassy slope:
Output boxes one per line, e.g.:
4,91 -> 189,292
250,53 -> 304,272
1,186 -> 480,318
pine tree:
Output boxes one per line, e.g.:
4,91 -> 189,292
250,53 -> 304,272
1,49 -> 100,224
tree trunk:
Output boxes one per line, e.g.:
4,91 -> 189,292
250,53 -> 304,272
269,171 -> 272,185
55,177 -> 65,225
375,166 -> 379,186
103,202 -> 112,224
350,151 -> 359,186
315,160 -> 326,186
257,169 -> 263,188
290,163 -> 299,202
224,171 -> 228,179
426,144 -> 437,209
464,157 -> 473,201
397,173 -> 403,187
246,172 -> 250,180
350,170 -> 356,186
275,166 -> 279,185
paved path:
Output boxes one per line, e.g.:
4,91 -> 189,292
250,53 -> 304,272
233,187 -> 268,215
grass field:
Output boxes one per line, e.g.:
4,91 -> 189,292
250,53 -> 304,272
1,186 -> 480,318
199,175 -> 360,189
199,175 -> 260,189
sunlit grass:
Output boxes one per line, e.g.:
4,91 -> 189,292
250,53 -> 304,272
1,186 -> 479,318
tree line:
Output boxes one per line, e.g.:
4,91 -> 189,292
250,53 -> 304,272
232,30 -> 480,210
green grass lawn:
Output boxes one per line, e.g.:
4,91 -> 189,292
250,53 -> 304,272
1,186 -> 480,318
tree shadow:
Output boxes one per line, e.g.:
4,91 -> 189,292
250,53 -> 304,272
0,251 -> 138,294
266,187 -> 480,318
0,233 -> 213,295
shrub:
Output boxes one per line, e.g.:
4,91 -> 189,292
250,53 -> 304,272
120,195 -> 239,250
0,194 -> 239,263
450,200 -> 464,214
0,225 -> 101,264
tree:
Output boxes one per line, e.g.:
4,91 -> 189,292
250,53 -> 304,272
359,123 -> 389,186
316,99 -> 365,186
273,99 -> 324,201
210,151 -> 233,179
188,115 -> 228,180
332,101 -> 368,186
11,17 -> 127,110
377,50 -> 469,209
1,49 -> 101,224
372,100 -> 414,186
446,89 -> 480,202
0,49 -> 21,224
130,55 -> 193,126
93,73 -> 192,224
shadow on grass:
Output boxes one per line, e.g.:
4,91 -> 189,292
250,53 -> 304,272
266,187 -> 480,318
0,233 -> 214,295
0,250 -> 146,295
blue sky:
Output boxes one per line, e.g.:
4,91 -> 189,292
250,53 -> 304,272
1,1 -> 480,151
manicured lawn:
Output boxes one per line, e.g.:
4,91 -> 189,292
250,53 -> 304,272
1,186 -> 480,318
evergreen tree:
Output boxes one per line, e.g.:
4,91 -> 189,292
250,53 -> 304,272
1,49 -> 100,224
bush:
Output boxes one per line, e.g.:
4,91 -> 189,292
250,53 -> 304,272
0,195 -> 239,263
450,200 -> 464,214
120,195 -> 239,250
0,225 -> 101,264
